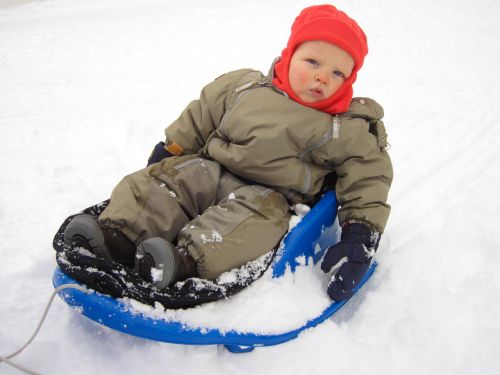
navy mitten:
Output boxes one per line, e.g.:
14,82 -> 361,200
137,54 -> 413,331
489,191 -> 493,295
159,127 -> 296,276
321,223 -> 379,301
147,142 -> 173,166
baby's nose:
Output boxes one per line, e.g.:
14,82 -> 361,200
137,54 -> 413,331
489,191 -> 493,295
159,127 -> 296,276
315,73 -> 329,85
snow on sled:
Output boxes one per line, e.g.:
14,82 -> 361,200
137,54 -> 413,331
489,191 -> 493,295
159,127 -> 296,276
53,191 -> 376,353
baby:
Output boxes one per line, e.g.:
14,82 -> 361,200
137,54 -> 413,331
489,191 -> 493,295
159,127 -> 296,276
64,4 -> 392,301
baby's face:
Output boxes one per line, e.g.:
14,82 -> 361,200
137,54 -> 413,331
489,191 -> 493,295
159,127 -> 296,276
288,41 -> 355,103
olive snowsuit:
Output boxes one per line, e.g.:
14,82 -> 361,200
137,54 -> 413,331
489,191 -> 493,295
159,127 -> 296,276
99,64 -> 393,280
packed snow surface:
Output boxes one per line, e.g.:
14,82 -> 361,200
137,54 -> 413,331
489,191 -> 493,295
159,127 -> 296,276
1,0 -> 500,374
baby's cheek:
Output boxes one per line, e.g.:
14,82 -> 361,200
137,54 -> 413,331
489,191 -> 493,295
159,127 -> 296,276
298,71 -> 309,84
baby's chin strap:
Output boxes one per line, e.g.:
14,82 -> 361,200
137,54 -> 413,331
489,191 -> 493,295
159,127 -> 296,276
0,284 -> 89,375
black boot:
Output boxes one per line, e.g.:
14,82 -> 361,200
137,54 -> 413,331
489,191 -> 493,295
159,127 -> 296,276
63,214 -> 136,268
135,237 -> 198,289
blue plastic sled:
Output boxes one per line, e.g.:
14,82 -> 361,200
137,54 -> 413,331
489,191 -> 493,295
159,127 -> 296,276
53,191 -> 376,353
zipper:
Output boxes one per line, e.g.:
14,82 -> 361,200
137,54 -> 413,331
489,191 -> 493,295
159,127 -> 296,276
218,90 -> 251,138
173,158 -> 204,171
301,164 -> 312,194
218,80 -> 268,137
297,116 -> 340,193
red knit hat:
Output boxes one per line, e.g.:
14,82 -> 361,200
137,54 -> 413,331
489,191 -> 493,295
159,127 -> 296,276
273,4 -> 368,114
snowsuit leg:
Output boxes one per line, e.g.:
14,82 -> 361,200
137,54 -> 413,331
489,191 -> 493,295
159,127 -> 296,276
178,184 -> 290,280
99,155 -> 221,243
98,155 -> 290,280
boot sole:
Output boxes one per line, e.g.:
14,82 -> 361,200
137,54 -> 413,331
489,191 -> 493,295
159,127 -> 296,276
63,214 -> 113,261
136,238 -> 177,289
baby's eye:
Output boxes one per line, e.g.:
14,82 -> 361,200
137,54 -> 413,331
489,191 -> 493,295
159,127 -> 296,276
306,58 -> 319,66
333,70 -> 346,79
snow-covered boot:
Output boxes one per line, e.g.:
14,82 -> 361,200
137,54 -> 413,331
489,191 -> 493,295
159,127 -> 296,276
135,237 -> 198,289
63,214 -> 136,268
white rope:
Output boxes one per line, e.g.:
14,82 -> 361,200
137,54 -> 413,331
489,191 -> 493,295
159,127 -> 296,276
0,283 -> 89,375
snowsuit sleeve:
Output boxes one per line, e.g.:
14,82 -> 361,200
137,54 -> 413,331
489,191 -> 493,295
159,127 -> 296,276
313,98 -> 393,233
164,69 -> 258,155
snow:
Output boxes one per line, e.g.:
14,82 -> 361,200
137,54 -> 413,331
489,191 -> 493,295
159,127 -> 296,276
1,0 -> 500,374
149,266 -> 163,284
200,230 -> 223,244
120,256 -> 331,336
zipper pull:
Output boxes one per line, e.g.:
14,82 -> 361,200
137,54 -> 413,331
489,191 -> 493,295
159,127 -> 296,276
332,117 -> 340,139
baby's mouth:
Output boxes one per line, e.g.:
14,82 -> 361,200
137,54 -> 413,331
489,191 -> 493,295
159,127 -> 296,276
309,87 -> 324,100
